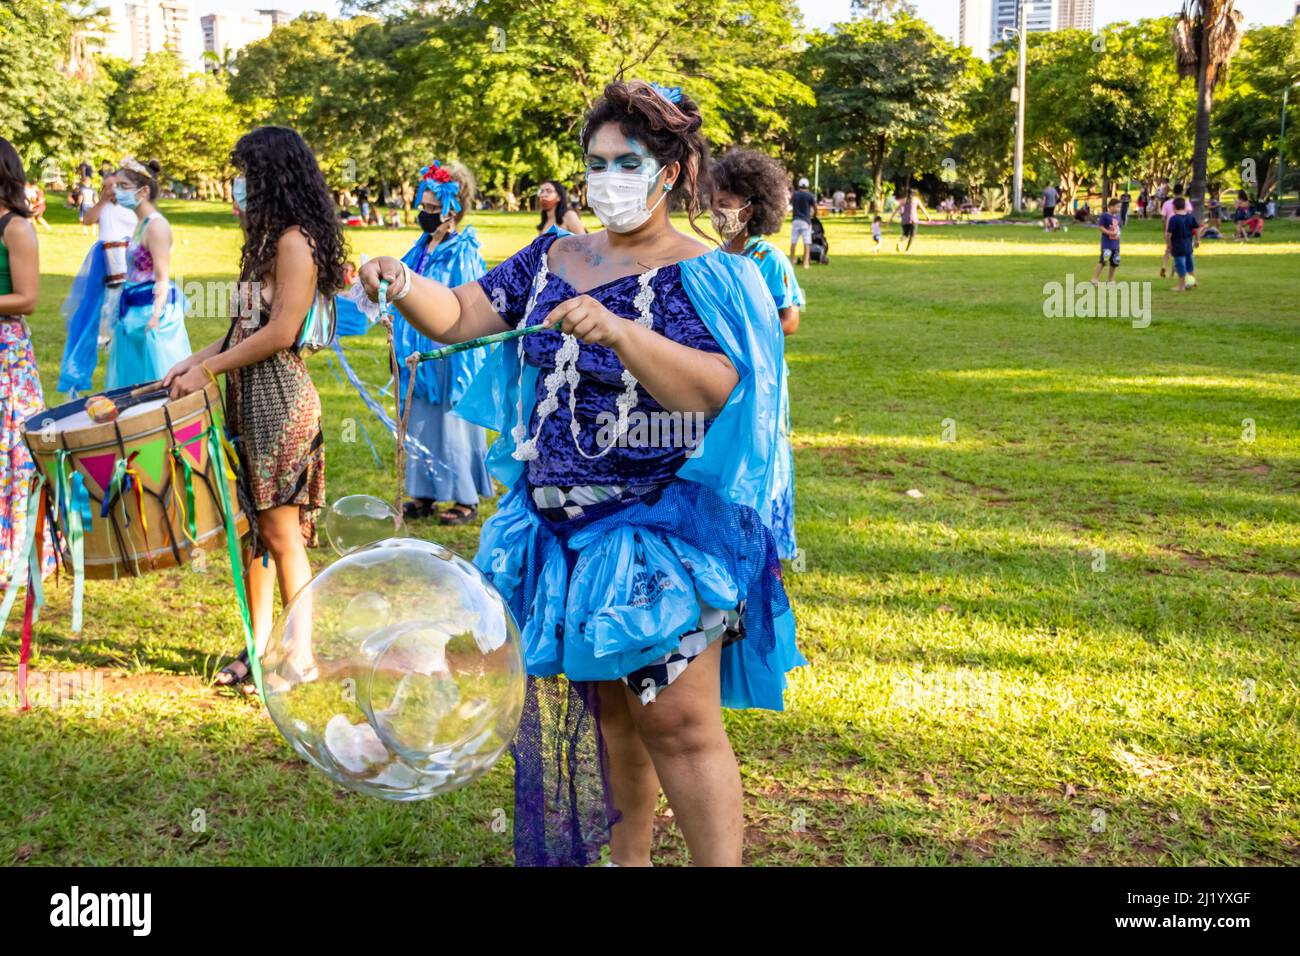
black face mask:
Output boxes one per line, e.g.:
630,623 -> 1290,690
418,210 -> 447,234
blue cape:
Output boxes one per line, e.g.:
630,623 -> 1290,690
394,227 -> 487,408
58,242 -> 108,394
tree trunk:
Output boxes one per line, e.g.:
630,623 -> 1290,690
1189,32 -> 1215,220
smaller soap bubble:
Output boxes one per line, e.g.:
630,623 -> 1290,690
324,495 -> 400,556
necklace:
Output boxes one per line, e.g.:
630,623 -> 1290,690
511,253 -> 658,461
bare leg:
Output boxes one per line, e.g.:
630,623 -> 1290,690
256,505 -> 315,670
625,642 -> 743,866
247,550 -> 276,654
597,680 -> 661,866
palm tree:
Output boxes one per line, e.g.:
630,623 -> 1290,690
1173,0 -> 1244,217
61,2 -> 109,83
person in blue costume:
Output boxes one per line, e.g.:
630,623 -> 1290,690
361,80 -> 803,867
57,170 -> 137,397
710,148 -> 801,560
391,160 -> 495,524
104,158 -> 191,389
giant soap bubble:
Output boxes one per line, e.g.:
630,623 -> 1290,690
324,494 -> 401,556
262,537 -> 525,800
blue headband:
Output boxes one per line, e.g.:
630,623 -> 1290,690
415,162 -> 462,215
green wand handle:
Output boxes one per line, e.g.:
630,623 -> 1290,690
413,323 -> 549,363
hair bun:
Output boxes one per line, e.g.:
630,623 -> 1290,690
146,159 -> 162,176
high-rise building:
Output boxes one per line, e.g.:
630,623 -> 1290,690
99,1 -> 202,71
959,0 -> 993,60
961,0 -> 1094,60
256,9 -> 293,28
200,11 -> 287,71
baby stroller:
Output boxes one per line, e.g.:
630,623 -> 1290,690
810,214 -> 830,264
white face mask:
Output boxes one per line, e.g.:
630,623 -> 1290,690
586,163 -> 670,233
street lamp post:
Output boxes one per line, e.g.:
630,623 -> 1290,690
1003,3 -> 1029,213
814,133 -> 821,195
1013,2 -> 1027,213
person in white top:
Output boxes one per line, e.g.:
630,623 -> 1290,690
1159,183 -> 1184,278
80,171 -> 137,345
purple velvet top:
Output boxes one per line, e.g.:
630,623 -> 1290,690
478,233 -> 723,488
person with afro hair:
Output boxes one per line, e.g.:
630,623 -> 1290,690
710,148 -> 800,561
709,148 -> 803,336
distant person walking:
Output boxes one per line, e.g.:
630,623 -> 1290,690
790,176 -> 816,268
888,189 -> 929,253
1159,183 -> 1184,277
1041,183 -> 1060,232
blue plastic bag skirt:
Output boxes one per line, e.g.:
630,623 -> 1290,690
58,242 -> 108,395
105,281 -> 193,390
474,477 -> 802,866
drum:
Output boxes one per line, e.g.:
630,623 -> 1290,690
23,381 -> 247,578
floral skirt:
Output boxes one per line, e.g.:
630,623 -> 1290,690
0,321 -> 55,583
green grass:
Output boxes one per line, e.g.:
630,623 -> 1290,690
2,199 -> 1299,866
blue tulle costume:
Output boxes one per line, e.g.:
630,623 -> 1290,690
455,233 -> 803,865
392,227 -> 494,504
742,237 -> 802,560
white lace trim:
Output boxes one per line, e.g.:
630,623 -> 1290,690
510,251 -> 658,462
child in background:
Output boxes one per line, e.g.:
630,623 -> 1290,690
1166,196 -> 1200,292
871,215 -> 882,253
1091,197 -> 1122,284
1246,210 -> 1264,238
24,182 -> 50,232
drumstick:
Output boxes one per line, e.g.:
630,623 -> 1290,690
85,381 -> 170,424
412,324 -> 548,364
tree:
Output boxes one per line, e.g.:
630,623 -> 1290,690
803,15 -> 969,211
0,0 -> 111,177
110,54 -> 245,192
1214,21 -> 1300,199
232,3 -> 812,210
1074,30 -> 1156,200
1116,18 -> 1197,196
61,2 -> 109,83
1174,0 -> 1244,216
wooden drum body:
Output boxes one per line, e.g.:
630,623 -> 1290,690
23,381 -> 248,578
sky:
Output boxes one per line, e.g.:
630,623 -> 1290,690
216,0 -> 1297,45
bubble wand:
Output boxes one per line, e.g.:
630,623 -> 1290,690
412,323 -> 548,364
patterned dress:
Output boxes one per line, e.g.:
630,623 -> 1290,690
0,215 -> 55,581
221,294 -> 325,556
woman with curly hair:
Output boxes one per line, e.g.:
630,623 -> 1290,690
360,81 -> 802,867
710,148 -> 801,560
164,126 -> 345,690
393,160 -> 495,524
536,179 -> 586,235
105,157 -> 193,389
